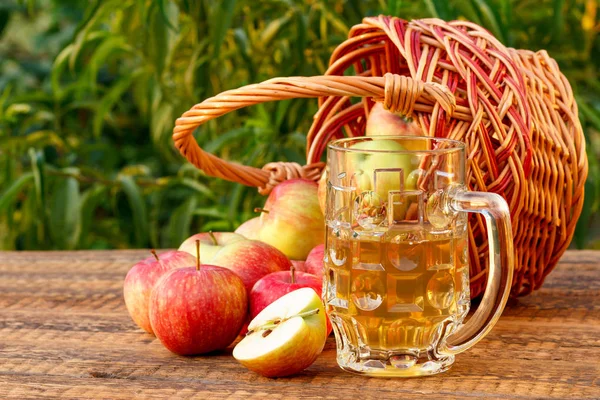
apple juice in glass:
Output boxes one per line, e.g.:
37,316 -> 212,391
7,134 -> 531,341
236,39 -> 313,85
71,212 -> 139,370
323,136 -> 514,377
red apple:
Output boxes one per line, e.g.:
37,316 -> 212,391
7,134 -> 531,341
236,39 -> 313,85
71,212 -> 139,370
149,243 -> 247,355
304,244 -> 325,278
123,250 -> 195,334
250,266 -> 332,336
234,217 -> 261,240
290,259 -> 306,272
179,232 -> 245,261
210,240 -> 291,294
258,178 -> 325,260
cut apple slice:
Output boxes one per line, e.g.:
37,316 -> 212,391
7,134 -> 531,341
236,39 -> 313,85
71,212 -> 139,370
233,287 -> 327,378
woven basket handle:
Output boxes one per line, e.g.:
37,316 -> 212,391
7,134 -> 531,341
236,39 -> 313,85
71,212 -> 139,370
173,73 -> 456,195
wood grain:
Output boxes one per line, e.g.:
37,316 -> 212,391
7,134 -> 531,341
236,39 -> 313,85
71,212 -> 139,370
0,250 -> 599,399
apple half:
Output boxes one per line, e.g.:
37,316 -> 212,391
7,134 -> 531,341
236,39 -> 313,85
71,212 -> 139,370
233,287 -> 327,378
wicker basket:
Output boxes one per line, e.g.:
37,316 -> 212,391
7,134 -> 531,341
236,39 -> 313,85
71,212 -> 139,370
173,16 -> 588,298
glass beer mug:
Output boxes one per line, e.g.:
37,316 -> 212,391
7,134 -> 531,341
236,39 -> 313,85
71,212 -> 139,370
324,136 -> 514,377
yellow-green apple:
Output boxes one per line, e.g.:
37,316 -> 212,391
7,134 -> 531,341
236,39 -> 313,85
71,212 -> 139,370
178,232 -> 245,261
250,266 -> 332,336
366,103 -> 421,137
234,217 -> 261,240
210,240 -> 291,293
233,288 -> 327,377
350,139 -> 414,199
304,244 -> 325,278
123,250 -> 195,334
258,178 -> 325,260
149,243 -> 247,355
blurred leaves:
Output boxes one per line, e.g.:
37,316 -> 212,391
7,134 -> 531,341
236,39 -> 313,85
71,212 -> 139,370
49,167 -> 81,249
0,0 -> 599,249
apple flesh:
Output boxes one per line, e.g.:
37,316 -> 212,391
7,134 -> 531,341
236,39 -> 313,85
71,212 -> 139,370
178,232 -> 245,261
123,250 -> 195,334
149,264 -> 247,355
304,244 -> 325,278
233,288 -> 327,377
258,178 -> 325,260
210,240 -> 291,294
234,217 -> 261,240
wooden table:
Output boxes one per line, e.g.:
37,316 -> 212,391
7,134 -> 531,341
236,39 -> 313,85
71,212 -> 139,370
1,250 -> 599,399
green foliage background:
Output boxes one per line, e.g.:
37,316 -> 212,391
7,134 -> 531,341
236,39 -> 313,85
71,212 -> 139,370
0,0 -> 599,250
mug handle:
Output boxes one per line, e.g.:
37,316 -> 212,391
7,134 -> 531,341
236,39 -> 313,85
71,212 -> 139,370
437,186 -> 514,355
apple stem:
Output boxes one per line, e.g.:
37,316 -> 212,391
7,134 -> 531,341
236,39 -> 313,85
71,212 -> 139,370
290,265 -> 296,284
208,231 -> 218,246
150,249 -> 160,262
246,308 -> 320,335
253,207 -> 269,214
195,240 -> 201,271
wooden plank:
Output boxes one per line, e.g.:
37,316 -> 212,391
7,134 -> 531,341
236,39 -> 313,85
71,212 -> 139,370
0,250 -> 599,399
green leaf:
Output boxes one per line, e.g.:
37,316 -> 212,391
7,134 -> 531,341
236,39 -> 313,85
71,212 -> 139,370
294,10 -> 307,75
0,130 -> 67,152
118,175 -> 149,247
150,101 -> 174,149
471,0 -> 505,44
157,0 -> 178,32
51,44 -> 74,99
69,1 -> 106,70
425,0 -> 452,20
86,35 -> 133,92
0,173 -> 33,212
166,196 -> 197,247
579,100 -> 600,131
211,0 -> 236,59
93,69 -> 142,137
192,207 -> 227,219
49,169 -> 81,250
203,127 -> 252,154
453,1 -> 483,26
260,12 -> 293,47
147,1 -> 178,79
0,7 -> 10,38
179,178 -> 216,200
551,0 -> 565,40
387,0 -> 403,16
202,220 -> 233,232
28,148 -> 45,211
574,177 -> 597,249
79,185 -> 107,248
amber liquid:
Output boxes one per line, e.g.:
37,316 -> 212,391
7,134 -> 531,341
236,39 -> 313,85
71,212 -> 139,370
324,222 -> 470,358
